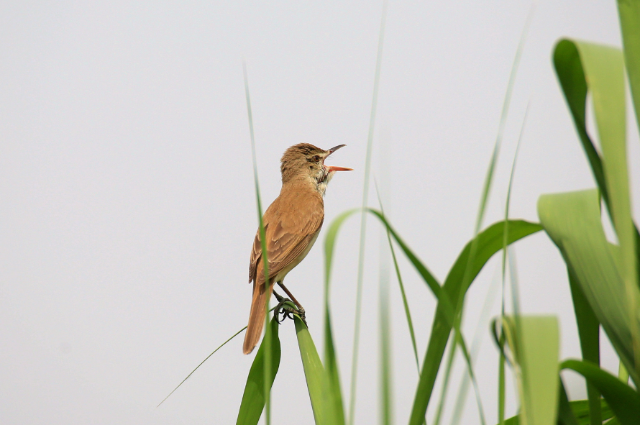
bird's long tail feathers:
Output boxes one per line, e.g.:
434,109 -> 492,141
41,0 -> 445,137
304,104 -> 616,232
243,279 -> 274,355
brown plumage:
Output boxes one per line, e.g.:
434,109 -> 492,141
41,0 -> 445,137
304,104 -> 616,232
243,143 -> 351,354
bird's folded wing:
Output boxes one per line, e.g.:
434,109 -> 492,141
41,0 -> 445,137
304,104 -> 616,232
249,199 -> 324,284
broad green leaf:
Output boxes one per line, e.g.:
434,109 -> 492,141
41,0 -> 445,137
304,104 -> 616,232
408,220 -> 543,425
569,39 -> 640,375
567,269 -> 601,425
553,42 -> 640,372
295,316 -> 341,425
236,319 -> 281,425
617,0 -> 640,132
561,359 -> 640,425
538,189 -> 640,386
501,316 -> 560,425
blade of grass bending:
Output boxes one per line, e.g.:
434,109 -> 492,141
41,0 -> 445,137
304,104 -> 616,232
408,220 -> 543,425
236,319 -> 281,425
561,359 -> 640,425
554,39 -> 640,292
243,63 -> 273,424
157,325 -> 248,407
348,1 -> 387,423
374,183 -> 420,372
538,189 -> 640,387
573,39 -> 639,379
294,316 -> 341,425
617,0 -> 640,131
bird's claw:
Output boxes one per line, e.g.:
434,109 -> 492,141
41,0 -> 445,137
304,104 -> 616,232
273,298 -> 307,326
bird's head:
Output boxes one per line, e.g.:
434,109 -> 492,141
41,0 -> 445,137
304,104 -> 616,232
280,143 -> 352,194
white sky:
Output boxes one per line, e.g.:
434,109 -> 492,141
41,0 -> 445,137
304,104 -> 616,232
1,1 -> 638,424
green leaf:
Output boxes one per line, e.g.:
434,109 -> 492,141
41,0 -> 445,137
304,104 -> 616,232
295,316 -> 341,425
500,316 -> 560,425
538,189 -> 640,386
567,268 -> 601,425
408,220 -> 543,425
617,0 -> 640,132
561,359 -> 640,425
236,319 -> 281,425
553,41 -> 640,378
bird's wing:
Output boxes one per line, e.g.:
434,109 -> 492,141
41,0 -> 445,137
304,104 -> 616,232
249,192 -> 324,284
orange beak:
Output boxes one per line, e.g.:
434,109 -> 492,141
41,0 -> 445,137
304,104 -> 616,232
325,144 -> 353,172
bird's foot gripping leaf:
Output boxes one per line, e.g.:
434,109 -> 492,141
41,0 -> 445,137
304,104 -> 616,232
272,290 -> 307,326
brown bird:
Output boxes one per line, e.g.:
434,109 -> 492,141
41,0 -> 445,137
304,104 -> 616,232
243,143 -> 352,354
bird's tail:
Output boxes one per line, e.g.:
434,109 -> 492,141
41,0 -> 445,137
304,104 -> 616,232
243,279 -> 273,354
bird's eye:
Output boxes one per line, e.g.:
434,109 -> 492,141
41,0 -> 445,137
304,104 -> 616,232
313,155 -> 321,162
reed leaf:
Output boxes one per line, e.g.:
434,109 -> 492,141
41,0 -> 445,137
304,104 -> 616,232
500,316 -> 560,425
538,189 -> 640,387
236,319 -> 281,425
294,316 -> 341,425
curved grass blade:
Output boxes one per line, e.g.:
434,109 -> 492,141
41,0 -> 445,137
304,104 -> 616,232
500,316 -> 560,425
538,189 -> 640,387
157,325 -> 247,407
561,359 -> 640,425
294,316 -> 341,425
236,319 -> 281,425
408,220 -> 543,425
554,40 -> 640,325
568,39 -> 640,376
374,184 -> 420,372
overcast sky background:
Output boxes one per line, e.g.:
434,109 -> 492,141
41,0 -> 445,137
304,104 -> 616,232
1,1 -> 639,424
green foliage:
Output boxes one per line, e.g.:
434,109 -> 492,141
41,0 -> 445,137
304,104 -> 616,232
236,319 -> 281,425
499,316 -> 560,425
294,316 -> 343,425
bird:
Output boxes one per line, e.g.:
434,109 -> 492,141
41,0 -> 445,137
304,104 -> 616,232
243,143 -> 352,354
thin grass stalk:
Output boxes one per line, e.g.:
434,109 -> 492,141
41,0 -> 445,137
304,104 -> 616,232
348,1 -> 387,424
157,325 -> 248,407
500,106 -> 528,424
379,236 -> 393,425
243,63 -> 272,425
374,183 -> 420,371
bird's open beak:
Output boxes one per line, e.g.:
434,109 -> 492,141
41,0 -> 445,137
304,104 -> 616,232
325,144 -> 353,172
